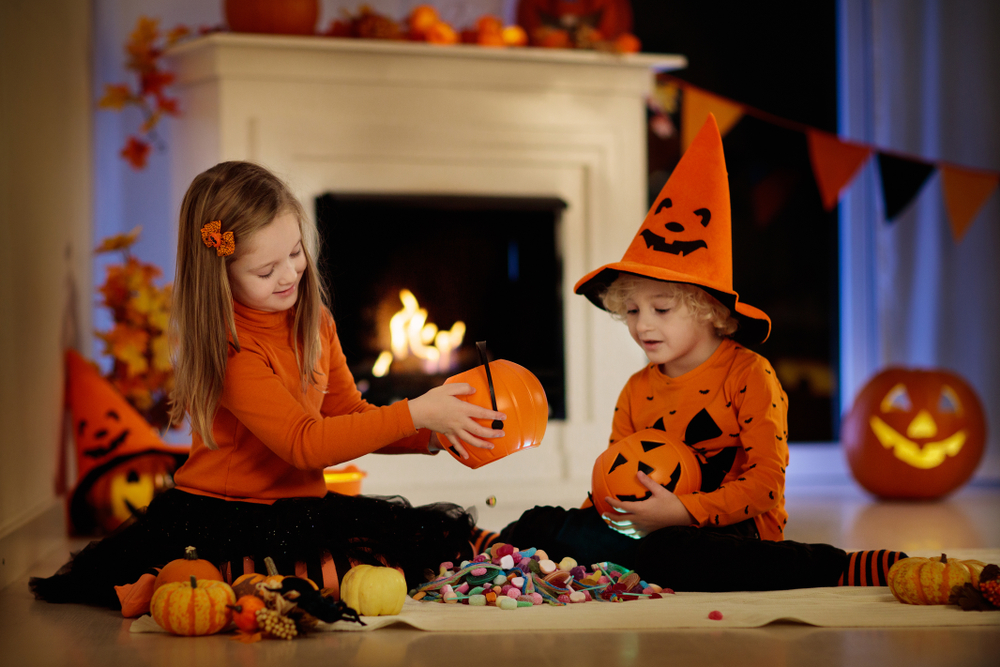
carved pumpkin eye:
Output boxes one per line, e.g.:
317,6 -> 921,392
880,383 -> 912,413
938,385 -> 962,414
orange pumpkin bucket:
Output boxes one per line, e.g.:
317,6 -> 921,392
441,342 -> 548,469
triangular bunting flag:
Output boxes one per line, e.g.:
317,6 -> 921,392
940,165 -> 1000,242
876,153 -> 936,221
806,130 -> 872,211
681,86 -> 744,152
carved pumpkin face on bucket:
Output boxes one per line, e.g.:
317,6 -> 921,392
591,429 -> 702,525
842,368 -> 986,499
441,346 -> 548,469
85,453 -> 178,533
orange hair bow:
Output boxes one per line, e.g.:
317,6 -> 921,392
200,220 -> 234,257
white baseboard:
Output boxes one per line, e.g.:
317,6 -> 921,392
0,498 -> 67,593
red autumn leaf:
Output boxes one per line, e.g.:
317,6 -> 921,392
121,136 -> 152,169
140,69 -> 175,97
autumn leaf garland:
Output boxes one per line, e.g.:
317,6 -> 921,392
95,227 -> 174,430
98,16 -> 191,169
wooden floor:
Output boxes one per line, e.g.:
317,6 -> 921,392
3,469 -> 999,667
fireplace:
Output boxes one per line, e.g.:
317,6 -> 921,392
167,34 -> 685,485
316,193 -> 567,418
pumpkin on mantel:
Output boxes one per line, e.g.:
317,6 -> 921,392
842,367 -> 987,500
225,0 -> 319,36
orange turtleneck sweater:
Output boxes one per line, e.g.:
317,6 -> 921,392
173,301 -> 433,503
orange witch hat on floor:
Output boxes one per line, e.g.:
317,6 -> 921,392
65,349 -> 188,534
574,113 -> 771,344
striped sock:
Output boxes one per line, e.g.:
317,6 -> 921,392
838,550 -> 908,586
470,527 -> 501,555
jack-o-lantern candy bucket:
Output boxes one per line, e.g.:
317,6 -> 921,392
591,429 -> 702,525
440,342 -> 548,469
842,367 -> 987,500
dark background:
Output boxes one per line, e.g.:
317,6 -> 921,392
633,0 -> 840,441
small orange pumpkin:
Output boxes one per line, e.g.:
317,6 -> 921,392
153,546 -> 223,592
441,345 -> 548,469
887,554 -> 987,605
151,576 -> 235,636
591,429 -> 702,526
227,594 -> 266,633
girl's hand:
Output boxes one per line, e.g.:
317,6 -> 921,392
602,471 -> 695,538
409,383 -> 506,460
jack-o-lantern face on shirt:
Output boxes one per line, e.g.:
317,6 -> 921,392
843,368 -> 986,500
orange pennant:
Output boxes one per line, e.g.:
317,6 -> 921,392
940,165 -> 999,242
681,86 -> 744,152
807,130 -> 872,211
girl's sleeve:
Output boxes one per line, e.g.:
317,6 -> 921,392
219,334 -> 429,472
677,360 -> 788,528
318,318 -> 432,455
609,381 -> 639,445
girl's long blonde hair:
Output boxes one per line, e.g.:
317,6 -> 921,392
168,161 -> 328,449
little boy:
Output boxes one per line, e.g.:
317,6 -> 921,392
480,115 -> 904,591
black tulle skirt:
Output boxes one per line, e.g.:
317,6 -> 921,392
30,489 -> 475,609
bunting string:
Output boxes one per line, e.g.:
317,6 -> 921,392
653,75 -> 1000,242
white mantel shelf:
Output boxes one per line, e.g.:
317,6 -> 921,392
166,32 -> 686,490
169,32 -> 686,94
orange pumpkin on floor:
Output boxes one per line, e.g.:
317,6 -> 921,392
887,554 -> 987,604
151,576 -> 235,636
591,429 -> 702,528
153,546 -> 223,592
440,344 -> 548,469
232,556 -> 318,598
842,367 -> 987,499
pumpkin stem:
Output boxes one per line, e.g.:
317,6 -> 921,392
264,556 -> 279,576
184,546 -> 199,560
190,575 -> 198,588
941,553 -> 948,563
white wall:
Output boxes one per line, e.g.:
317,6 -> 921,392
0,0 -> 92,587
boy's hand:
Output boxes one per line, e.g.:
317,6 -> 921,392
409,383 -> 506,460
602,471 -> 695,538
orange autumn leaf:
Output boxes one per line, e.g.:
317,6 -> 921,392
95,225 -> 141,253
99,83 -> 134,111
151,335 -> 172,373
166,25 -> 191,45
121,136 -> 152,169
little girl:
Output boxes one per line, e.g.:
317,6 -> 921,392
31,161 -> 505,608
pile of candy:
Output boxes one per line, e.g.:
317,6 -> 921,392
412,543 -> 670,609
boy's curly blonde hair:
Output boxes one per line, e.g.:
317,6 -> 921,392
601,273 -> 739,338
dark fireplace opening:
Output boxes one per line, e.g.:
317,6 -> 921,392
315,194 -> 566,419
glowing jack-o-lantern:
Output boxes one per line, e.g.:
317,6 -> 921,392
440,343 -> 548,469
591,429 -> 702,526
842,368 -> 987,500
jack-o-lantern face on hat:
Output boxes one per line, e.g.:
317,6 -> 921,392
842,367 -> 987,500
573,114 -> 772,344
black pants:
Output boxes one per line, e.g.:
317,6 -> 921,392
498,505 -> 848,592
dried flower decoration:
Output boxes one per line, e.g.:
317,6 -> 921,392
98,16 -> 193,170
94,226 -> 174,430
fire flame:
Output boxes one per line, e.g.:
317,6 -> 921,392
373,289 -> 465,377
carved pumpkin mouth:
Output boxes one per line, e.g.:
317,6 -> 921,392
868,415 -> 966,469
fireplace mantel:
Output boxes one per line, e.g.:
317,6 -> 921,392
167,34 -> 686,489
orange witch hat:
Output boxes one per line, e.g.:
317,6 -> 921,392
574,114 -> 771,343
65,350 -> 188,532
